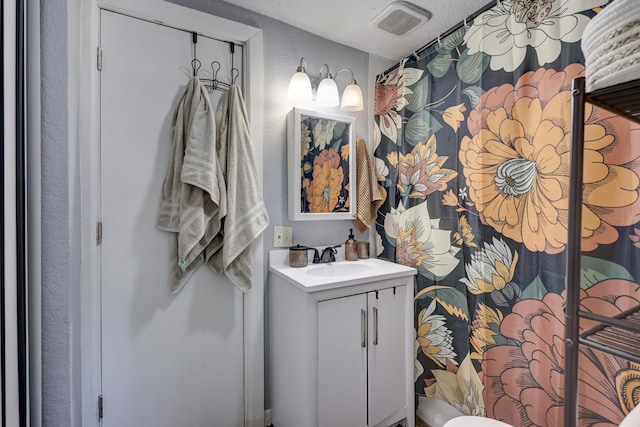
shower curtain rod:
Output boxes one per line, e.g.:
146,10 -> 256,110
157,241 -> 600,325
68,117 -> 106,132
382,0 -> 498,76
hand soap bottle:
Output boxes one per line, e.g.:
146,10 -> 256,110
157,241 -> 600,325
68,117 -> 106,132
345,228 -> 358,261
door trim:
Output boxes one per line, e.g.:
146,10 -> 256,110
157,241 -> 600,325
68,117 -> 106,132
79,1 -> 265,425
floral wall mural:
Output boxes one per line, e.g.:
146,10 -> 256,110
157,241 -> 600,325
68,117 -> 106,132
373,0 -> 640,425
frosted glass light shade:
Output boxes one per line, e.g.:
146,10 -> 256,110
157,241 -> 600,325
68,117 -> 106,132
288,71 -> 312,103
316,77 -> 340,107
340,84 -> 364,111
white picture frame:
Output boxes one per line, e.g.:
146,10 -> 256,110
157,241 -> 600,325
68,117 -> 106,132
287,108 -> 356,221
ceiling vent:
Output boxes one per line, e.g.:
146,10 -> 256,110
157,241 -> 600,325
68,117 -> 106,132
371,1 -> 432,37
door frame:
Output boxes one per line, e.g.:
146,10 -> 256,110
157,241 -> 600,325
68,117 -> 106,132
79,1 -> 265,426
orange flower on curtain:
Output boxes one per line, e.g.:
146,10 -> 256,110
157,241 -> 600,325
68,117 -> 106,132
460,64 -> 640,254
484,280 -> 640,426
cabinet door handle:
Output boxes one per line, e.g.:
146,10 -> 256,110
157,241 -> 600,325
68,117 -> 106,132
373,307 -> 379,345
361,309 -> 367,348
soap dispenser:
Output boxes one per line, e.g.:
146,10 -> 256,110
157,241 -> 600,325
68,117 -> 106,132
345,228 -> 358,261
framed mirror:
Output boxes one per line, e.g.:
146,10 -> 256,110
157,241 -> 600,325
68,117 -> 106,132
287,108 -> 356,221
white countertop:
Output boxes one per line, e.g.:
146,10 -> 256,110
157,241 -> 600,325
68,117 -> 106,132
269,249 -> 417,293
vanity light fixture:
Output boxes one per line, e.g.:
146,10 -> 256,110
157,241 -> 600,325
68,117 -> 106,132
287,58 -> 313,103
336,68 -> 364,111
315,64 -> 340,107
287,57 -> 364,111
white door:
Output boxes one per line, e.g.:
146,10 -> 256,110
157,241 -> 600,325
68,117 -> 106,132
317,294 -> 368,427
368,286 -> 407,426
100,10 -> 244,426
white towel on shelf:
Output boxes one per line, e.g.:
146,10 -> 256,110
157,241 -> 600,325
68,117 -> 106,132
156,77 -> 227,293
582,0 -> 640,91
207,85 -> 269,292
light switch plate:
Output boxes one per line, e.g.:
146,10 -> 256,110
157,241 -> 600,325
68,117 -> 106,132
273,226 -> 293,247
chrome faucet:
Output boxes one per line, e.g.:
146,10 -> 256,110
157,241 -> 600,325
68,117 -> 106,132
317,245 -> 341,263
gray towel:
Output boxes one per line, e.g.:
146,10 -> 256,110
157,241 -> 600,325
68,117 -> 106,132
207,85 -> 269,292
156,77 -> 227,293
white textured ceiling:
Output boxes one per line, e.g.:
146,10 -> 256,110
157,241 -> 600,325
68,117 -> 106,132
221,0 -> 494,61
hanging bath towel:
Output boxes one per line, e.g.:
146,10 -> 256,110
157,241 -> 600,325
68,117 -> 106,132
156,77 -> 227,293
353,138 -> 384,233
208,85 -> 269,292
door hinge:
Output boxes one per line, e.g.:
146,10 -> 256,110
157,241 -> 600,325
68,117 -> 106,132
98,395 -> 104,419
97,47 -> 103,71
96,221 -> 103,245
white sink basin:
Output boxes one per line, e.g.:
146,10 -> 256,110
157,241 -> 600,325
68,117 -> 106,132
306,263 -> 371,277
269,250 -> 417,292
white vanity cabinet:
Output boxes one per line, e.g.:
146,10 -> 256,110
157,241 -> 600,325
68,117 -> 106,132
269,251 -> 417,427
318,286 -> 407,427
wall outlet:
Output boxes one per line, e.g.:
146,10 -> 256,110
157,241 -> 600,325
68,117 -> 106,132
273,226 -> 293,247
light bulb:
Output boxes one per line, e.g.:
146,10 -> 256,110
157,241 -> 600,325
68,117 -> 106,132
288,71 -> 312,103
315,77 -> 340,107
340,83 -> 364,111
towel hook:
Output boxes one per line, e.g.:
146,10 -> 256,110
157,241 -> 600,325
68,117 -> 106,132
191,59 -> 202,77
437,34 -> 442,46
230,68 -> 240,85
203,60 -> 232,92
464,16 -> 469,28
210,60 -> 222,88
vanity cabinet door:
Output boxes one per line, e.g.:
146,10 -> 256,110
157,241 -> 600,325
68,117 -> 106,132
317,286 -> 408,427
318,294 -> 368,427
368,286 -> 407,426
